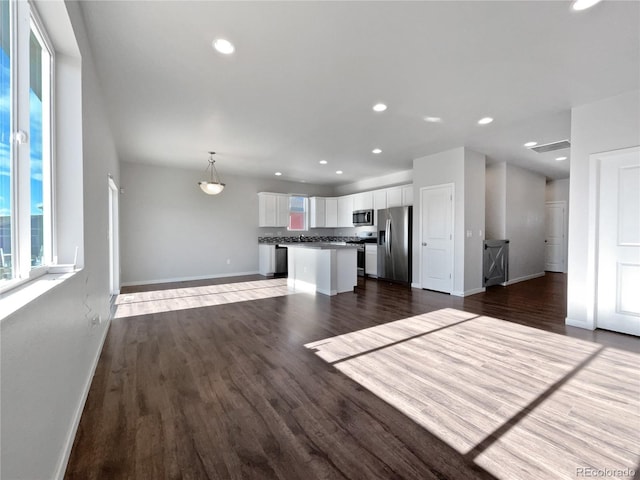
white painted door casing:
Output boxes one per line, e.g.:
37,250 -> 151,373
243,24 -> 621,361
596,148 -> 640,336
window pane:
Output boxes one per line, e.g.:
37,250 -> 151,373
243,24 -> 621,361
29,26 -> 48,268
288,196 -> 307,231
0,0 -> 13,280
290,212 -> 305,231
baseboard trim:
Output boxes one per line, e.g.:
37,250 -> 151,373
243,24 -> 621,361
288,278 -> 319,294
411,282 -> 421,289
54,316 -> 112,480
121,270 -> 260,287
565,316 -> 595,330
463,287 -> 486,296
505,272 -> 545,286
450,287 -> 486,297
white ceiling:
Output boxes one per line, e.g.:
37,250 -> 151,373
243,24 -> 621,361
78,1 -> 639,185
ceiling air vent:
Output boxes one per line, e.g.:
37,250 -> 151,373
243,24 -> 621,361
530,140 -> 571,153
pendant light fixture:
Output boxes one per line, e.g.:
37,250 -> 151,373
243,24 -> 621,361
198,151 -> 225,195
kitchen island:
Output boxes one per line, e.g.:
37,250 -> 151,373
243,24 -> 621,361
283,243 -> 358,296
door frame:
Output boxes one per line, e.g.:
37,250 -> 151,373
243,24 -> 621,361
108,176 -> 120,296
419,183 -> 455,293
544,200 -> 567,273
582,145 -> 640,331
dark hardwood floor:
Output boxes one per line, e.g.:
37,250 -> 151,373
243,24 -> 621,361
65,273 -> 639,479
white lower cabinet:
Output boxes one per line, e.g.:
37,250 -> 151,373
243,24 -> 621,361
365,244 -> 377,276
258,244 -> 276,275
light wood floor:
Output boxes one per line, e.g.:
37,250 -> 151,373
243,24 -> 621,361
65,273 -> 640,479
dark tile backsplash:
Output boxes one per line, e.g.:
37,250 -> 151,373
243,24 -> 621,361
258,235 -> 358,244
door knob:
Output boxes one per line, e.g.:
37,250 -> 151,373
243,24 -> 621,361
422,242 -> 427,246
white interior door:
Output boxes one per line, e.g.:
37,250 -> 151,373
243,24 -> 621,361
597,147 -> 640,336
545,201 -> 566,272
420,184 -> 453,293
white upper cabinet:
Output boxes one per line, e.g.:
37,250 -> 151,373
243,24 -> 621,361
277,195 -> 290,227
386,186 -> 403,208
325,197 -> 338,227
261,186 -> 411,228
337,195 -> 354,227
402,185 -> 414,206
258,192 -> 289,227
353,191 -> 373,211
373,189 -> 387,227
373,189 -> 387,211
310,197 -> 326,228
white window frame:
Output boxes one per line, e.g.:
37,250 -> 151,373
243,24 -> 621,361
287,194 -> 309,232
0,0 -> 55,293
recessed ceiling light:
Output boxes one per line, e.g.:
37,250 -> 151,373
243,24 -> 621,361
373,103 -> 387,112
274,172 -> 282,176
424,116 -> 443,123
372,148 -> 382,154
524,141 -> 538,147
319,160 -> 327,165
555,156 -> 568,161
477,117 -> 494,125
336,170 -> 343,175
213,38 -> 235,55
572,0 -> 603,11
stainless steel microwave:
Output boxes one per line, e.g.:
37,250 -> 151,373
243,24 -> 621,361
353,209 -> 374,226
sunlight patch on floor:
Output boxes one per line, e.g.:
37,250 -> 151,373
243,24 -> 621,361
114,278 -> 297,318
305,308 -> 640,479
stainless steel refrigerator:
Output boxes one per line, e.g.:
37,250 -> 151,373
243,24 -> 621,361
377,206 -> 412,284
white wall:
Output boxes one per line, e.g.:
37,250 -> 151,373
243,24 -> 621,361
567,90 -> 640,329
333,169 -> 413,196
120,162 -> 333,285
546,178 -> 569,204
0,2 -> 119,479
485,162 -> 546,283
464,150 -> 486,293
485,162 -> 506,239
412,147 -> 485,296
505,165 -> 546,283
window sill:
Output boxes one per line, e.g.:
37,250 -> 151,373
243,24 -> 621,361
0,266 -> 80,323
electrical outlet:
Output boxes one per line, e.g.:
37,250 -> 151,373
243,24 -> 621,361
226,258 -> 231,265
89,314 -> 101,327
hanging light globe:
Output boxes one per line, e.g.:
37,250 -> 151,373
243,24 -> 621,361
198,152 -> 225,195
